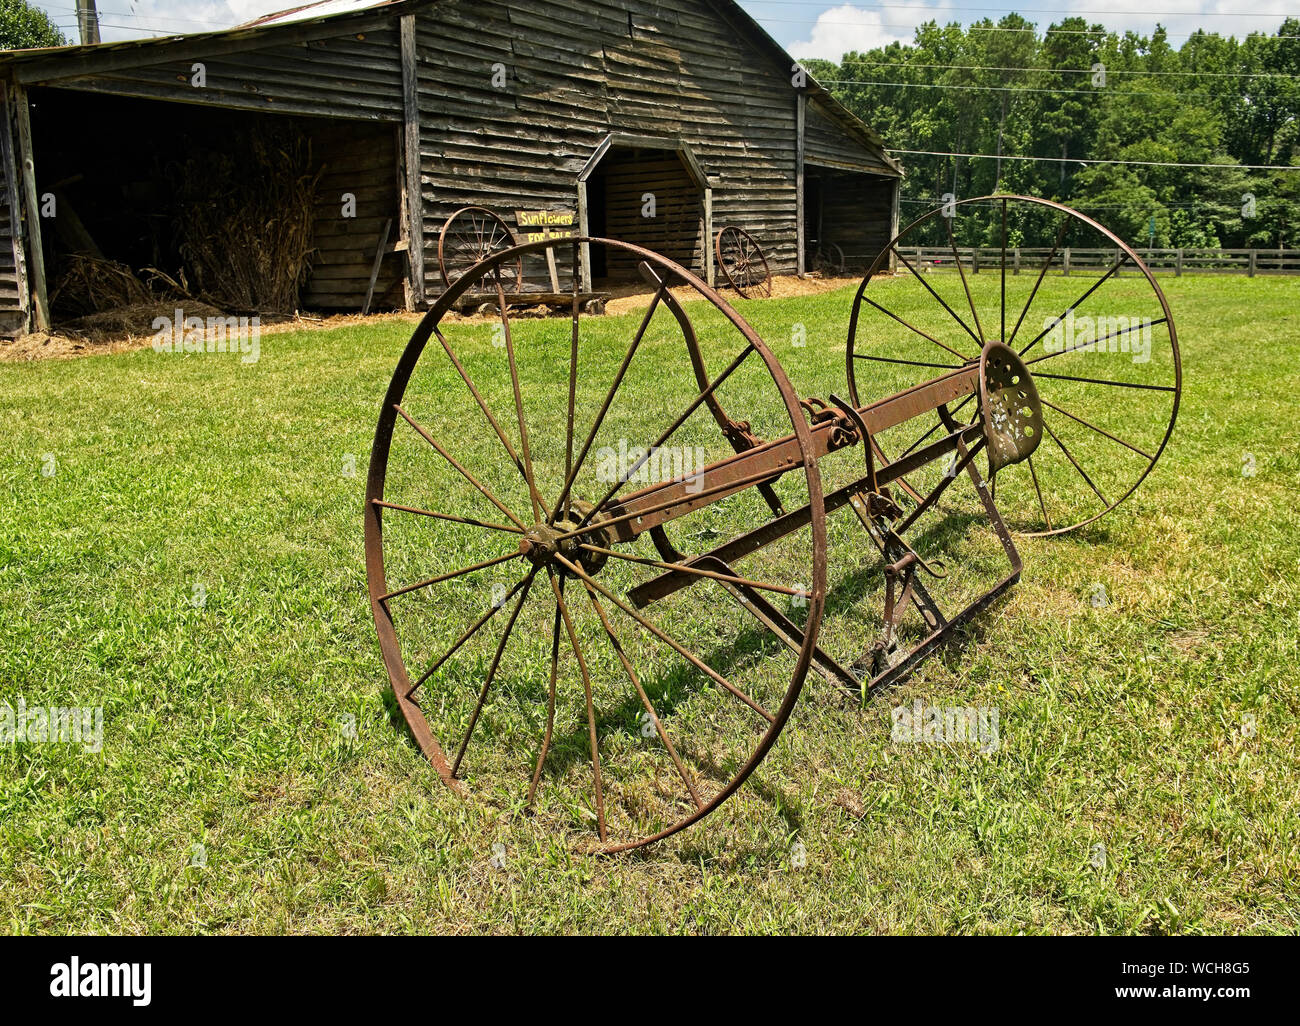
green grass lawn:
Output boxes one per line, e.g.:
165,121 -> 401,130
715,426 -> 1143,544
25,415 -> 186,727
1,272 -> 1296,934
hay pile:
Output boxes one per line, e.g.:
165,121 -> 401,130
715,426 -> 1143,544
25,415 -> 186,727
170,123 -> 321,313
49,254 -> 152,318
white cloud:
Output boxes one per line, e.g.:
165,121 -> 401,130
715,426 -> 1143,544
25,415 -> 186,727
787,4 -> 918,61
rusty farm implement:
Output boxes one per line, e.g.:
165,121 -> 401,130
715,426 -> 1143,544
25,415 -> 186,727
365,196 -> 1181,852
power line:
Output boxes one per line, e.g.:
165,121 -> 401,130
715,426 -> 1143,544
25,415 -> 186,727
748,0 -> 1292,18
824,59 -> 1299,81
890,148 -> 1300,170
819,78 -> 1209,98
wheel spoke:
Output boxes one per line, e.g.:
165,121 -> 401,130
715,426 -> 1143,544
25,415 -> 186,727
1025,317 -> 1167,367
1027,454 -> 1052,532
1040,397 -> 1154,460
451,571 -> 536,777
393,405 -> 527,530
946,215 -> 985,344
431,325 -> 539,503
527,574 -> 565,807
853,352 -> 960,371
552,283 -> 669,520
1044,421 -> 1108,508
580,342 -> 756,526
371,498 -> 523,535
1018,254 -> 1128,358
1030,369 -> 1176,392
860,296 -> 972,363
405,572 -> 534,698
892,246 -> 981,351
578,579 -> 703,811
1007,215 -> 1070,348
1000,198 -> 1008,342
563,242 -> 581,519
379,551 -> 520,603
552,552 -> 774,722
578,543 -> 804,597
548,567 -> 607,841
495,281 -> 550,522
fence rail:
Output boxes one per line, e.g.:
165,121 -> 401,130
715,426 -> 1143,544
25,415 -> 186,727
903,246 -> 1300,276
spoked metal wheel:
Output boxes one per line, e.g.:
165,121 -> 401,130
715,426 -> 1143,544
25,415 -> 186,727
367,237 -> 826,852
716,225 -> 773,299
813,242 -> 846,276
438,206 -> 524,290
847,195 -> 1181,536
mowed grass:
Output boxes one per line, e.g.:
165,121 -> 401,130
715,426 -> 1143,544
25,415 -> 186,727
1,273 -> 1297,934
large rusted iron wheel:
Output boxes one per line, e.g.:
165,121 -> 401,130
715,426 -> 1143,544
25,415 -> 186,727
847,194 -> 1181,536
437,206 -> 524,291
367,237 -> 827,853
715,225 -> 773,298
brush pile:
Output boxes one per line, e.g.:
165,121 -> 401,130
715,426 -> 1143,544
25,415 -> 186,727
170,123 -> 321,313
49,254 -> 152,318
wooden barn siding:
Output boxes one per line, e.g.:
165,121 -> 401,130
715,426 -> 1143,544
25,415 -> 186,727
598,152 -> 704,276
816,168 -> 895,267
413,0 -> 851,295
29,27 -> 404,122
803,98 -> 893,174
303,122 -> 404,309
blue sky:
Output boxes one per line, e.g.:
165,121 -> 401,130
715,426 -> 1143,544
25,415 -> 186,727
31,1 -> 1295,57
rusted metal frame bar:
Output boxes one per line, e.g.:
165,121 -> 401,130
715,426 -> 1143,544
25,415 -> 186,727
856,442 -> 1022,696
627,421 -> 983,608
698,557 -> 862,693
596,367 -> 981,543
552,552 -> 775,723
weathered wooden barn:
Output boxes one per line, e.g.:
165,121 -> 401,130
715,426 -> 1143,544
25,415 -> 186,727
0,0 -> 900,334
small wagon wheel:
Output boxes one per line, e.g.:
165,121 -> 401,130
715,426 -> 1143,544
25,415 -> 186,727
715,225 -> 773,298
813,242 -> 846,276
367,236 -> 826,852
846,194 -> 1181,536
438,206 -> 525,291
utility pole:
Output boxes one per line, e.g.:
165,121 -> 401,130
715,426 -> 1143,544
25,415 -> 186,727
75,0 -> 101,45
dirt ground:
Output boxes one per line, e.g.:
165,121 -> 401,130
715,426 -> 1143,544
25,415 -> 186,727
0,273 -> 863,363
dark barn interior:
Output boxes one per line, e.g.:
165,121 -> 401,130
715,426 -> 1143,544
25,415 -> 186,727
29,88 -> 406,318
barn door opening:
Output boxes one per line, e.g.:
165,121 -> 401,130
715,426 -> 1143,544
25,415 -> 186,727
803,164 -> 897,275
578,138 -> 710,287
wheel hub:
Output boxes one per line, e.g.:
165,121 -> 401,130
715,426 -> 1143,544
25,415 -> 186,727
517,500 -> 610,573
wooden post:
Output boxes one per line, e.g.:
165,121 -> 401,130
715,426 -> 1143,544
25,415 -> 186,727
888,178 -> 900,272
0,85 -> 30,334
795,91 -> 805,278
1248,249 -> 1256,278
1013,247 -> 1020,275
399,16 -> 424,309
1062,247 -> 1071,277
1176,248 -> 1183,276
703,187 -> 714,287
577,180 -> 592,293
12,86 -> 48,332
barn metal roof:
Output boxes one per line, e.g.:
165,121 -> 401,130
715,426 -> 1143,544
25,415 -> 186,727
0,0 -> 899,174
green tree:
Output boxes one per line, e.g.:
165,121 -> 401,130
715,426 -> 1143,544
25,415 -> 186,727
0,0 -> 66,50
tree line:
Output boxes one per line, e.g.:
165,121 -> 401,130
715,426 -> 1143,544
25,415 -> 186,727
804,15 -> 1300,249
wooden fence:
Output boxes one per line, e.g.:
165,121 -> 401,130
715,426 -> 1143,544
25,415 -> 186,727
903,246 -> 1300,277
